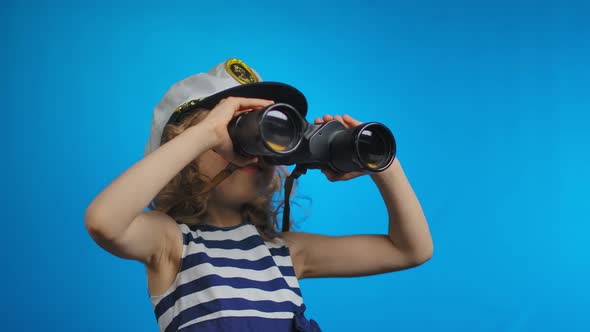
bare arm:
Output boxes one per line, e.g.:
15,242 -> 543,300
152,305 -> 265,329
280,114 -> 433,279
85,97 -> 273,265
372,158 -> 433,261
85,122 -> 218,264
282,158 -> 433,279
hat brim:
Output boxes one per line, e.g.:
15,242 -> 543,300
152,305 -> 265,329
167,82 -> 308,126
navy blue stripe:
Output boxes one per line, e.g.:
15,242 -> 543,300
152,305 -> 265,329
278,266 -> 296,277
269,246 -> 290,257
181,251 -> 278,272
187,222 -> 252,232
155,274 -> 301,319
165,298 -> 299,332
290,285 -> 302,297
184,231 -> 265,251
178,315 -> 293,332
182,231 -> 291,258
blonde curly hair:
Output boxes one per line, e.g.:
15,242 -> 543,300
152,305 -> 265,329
148,108 -> 300,242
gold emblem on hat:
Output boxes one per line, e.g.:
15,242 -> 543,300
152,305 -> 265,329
225,58 -> 259,84
173,98 -> 204,113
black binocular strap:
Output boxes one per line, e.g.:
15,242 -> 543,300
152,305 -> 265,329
282,164 -> 308,232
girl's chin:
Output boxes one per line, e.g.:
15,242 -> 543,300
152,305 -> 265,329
238,166 -> 259,174
211,191 -> 260,205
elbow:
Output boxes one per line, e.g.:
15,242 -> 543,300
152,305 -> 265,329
416,249 -> 433,265
84,205 -> 114,241
407,243 -> 434,266
85,208 -> 104,241
85,205 -> 99,233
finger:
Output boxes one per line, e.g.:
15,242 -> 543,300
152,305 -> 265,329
219,97 -> 274,112
237,108 -> 254,113
219,96 -> 274,106
323,114 -> 333,122
322,168 -> 337,179
321,169 -> 334,182
333,115 -> 343,123
342,114 -> 363,126
314,117 -> 324,124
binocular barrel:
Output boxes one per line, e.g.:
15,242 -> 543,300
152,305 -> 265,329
329,121 -> 396,173
228,103 -> 396,173
228,103 -> 304,157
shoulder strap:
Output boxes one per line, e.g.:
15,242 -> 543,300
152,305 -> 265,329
282,165 -> 308,232
198,162 -> 239,196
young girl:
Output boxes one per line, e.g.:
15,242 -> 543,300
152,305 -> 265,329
85,58 -> 433,332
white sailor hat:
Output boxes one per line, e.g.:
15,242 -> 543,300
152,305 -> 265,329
144,58 -> 308,156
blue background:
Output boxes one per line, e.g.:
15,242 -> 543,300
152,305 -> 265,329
2,0 -> 589,331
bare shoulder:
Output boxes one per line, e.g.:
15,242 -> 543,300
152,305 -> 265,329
88,208 -> 185,297
140,210 -> 183,268
277,231 -> 331,259
277,231 -> 314,279
277,231 -> 307,256
87,207 -> 183,268
142,209 -> 178,230
143,211 -> 185,297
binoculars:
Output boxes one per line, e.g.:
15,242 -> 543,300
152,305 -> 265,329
228,103 -> 396,173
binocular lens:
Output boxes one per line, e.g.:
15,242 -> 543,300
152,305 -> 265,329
329,122 -> 395,173
358,126 -> 390,169
229,103 -> 304,157
261,109 -> 298,152
228,102 -> 396,173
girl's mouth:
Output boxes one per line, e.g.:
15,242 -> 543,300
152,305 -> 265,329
239,165 -> 259,174
239,162 -> 265,174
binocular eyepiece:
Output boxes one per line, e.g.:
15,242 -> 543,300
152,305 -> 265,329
228,103 -> 396,173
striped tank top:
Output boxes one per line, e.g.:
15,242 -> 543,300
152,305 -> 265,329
149,220 -> 322,332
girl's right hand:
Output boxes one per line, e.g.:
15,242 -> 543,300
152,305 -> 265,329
201,96 -> 274,167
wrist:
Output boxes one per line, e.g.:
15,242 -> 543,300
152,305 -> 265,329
370,158 -> 400,181
189,122 -> 222,150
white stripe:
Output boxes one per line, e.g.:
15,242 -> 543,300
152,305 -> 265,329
272,255 -> 292,266
159,285 -> 302,329
178,309 -> 295,330
180,224 -> 289,250
284,276 -> 300,289
184,240 -> 288,262
179,262 -> 294,287
183,223 -> 260,241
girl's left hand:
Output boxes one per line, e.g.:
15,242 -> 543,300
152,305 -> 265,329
314,114 -> 369,182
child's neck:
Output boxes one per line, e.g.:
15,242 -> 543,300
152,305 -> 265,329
204,202 -> 245,228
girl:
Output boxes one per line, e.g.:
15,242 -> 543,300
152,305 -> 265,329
85,58 -> 433,332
